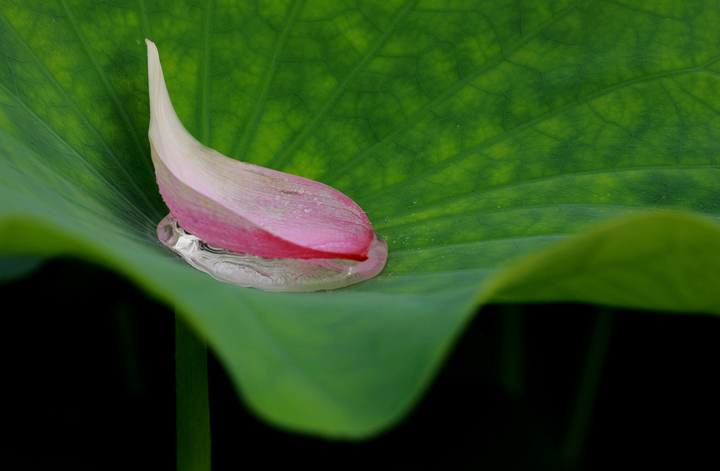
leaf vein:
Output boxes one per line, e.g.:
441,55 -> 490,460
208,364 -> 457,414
357,65 -> 719,205
323,0 -> 588,182
231,0 -> 305,162
269,0 -> 417,170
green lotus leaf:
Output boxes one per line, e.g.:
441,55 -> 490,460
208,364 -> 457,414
1,0 -> 718,438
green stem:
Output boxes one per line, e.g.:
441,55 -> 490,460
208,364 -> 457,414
500,304 -> 525,398
562,307 -> 615,469
175,313 -> 211,471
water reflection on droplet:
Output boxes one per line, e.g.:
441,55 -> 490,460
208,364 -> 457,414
157,214 -> 388,292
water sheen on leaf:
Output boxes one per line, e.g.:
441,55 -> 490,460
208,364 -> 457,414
1,0 -> 719,438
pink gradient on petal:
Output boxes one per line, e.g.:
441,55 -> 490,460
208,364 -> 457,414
146,39 -> 375,261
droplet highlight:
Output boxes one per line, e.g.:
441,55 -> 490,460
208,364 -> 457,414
158,214 -> 388,292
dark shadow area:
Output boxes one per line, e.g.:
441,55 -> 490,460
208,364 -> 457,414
2,258 -> 175,470
2,258 -> 718,469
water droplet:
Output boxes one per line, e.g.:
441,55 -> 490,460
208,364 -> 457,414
157,214 -> 387,292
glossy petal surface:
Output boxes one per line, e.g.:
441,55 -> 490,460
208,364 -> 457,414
147,40 -> 373,261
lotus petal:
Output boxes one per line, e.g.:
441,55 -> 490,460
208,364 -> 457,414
146,39 -> 374,261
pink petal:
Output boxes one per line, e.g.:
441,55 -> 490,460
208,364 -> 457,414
146,40 -> 373,261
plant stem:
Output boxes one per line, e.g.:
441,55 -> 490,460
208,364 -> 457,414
175,313 -> 211,471
500,304 -> 525,398
562,307 -> 615,469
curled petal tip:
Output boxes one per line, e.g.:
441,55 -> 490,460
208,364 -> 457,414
146,40 -> 375,261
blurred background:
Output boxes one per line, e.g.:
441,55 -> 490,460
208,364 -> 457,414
2,256 -> 718,470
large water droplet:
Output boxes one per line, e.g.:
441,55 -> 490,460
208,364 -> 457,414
157,214 -> 387,292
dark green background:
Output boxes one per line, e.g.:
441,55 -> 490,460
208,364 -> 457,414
3,258 -> 717,469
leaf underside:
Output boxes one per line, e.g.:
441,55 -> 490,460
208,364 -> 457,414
1,0 -> 719,438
